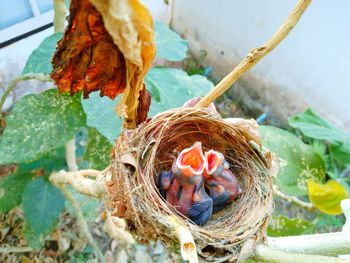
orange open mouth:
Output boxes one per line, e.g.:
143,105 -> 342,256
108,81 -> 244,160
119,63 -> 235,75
205,150 -> 223,175
177,142 -> 206,175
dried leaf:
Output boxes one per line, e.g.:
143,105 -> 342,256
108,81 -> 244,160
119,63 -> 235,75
137,85 -> 151,124
89,0 -> 156,128
51,0 -> 127,99
51,0 -> 155,128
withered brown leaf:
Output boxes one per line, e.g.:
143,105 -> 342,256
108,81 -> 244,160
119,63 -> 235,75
52,0 -> 155,128
51,0 -> 126,99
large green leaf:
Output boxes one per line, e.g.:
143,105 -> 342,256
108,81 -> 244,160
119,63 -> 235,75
288,108 -> 348,143
19,146 -> 67,174
0,89 -> 86,165
83,128 -> 113,170
81,94 -> 122,144
260,125 -> 326,196
330,142 -> 350,165
82,67 -> 214,142
22,33 -> 62,75
0,170 -> 33,213
267,215 -> 314,237
155,21 -> 188,61
145,67 -> 214,116
22,177 -> 65,235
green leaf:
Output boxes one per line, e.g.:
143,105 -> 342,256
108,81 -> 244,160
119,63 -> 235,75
330,142 -> 350,165
260,125 -> 326,196
22,177 -> 65,235
19,146 -> 67,174
145,67 -> 214,116
82,68 -> 213,143
308,179 -> 348,215
83,128 -> 113,170
155,21 -> 188,61
0,170 -> 33,213
81,93 -> 122,143
288,108 -> 348,143
22,33 -> 62,75
0,89 -> 86,165
267,215 -> 314,237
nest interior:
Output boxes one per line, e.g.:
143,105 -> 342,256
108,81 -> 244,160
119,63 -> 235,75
110,107 -> 273,262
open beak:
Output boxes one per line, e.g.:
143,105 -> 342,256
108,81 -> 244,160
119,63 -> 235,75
204,150 -> 224,176
175,142 -> 206,177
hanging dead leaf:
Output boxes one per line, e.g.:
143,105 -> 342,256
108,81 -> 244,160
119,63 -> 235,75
51,0 -> 127,99
89,0 -> 156,128
51,0 -> 155,128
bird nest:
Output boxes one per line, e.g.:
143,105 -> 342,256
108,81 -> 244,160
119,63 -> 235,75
108,107 -> 273,262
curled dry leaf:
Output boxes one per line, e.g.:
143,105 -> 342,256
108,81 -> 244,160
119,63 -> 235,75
52,0 -> 155,128
51,0 -> 126,99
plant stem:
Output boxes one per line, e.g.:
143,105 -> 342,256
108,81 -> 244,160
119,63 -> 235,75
0,73 -> 51,113
266,232 -> 350,256
50,170 -> 106,197
53,0 -> 67,33
274,187 -> 315,211
196,0 -> 312,107
65,138 -> 78,172
0,246 -> 33,253
254,245 -> 347,263
55,184 -> 105,263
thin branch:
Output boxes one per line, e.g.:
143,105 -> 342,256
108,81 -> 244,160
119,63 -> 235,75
0,246 -> 33,253
266,232 -> 350,256
196,0 -> 312,107
274,187 -> 315,211
254,245 -> 346,263
54,184 -> 105,263
65,138 -> 78,172
50,170 -> 107,198
53,0 -> 67,33
0,73 -> 51,113
103,213 -> 135,244
167,216 -> 198,263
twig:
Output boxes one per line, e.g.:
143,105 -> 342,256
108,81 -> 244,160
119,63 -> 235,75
65,138 -> 78,172
0,73 -> 51,113
266,232 -> 350,256
53,0 -> 67,33
54,184 -> 105,263
103,212 -> 135,244
254,244 -> 348,263
0,246 -> 33,253
196,0 -> 312,107
167,216 -> 198,263
274,187 -> 315,211
79,169 -> 102,177
50,170 -> 107,197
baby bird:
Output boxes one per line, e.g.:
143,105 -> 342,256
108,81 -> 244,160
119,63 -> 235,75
203,150 -> 242,212
159,142 -> 213,225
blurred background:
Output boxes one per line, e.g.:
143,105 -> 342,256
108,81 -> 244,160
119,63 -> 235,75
0,0 -> 349,129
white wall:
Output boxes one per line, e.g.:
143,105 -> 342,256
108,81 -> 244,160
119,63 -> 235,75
171,0 -> 350,130
1,0 -> 348,130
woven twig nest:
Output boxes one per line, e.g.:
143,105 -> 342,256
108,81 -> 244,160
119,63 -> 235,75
108,107 -> 273,262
